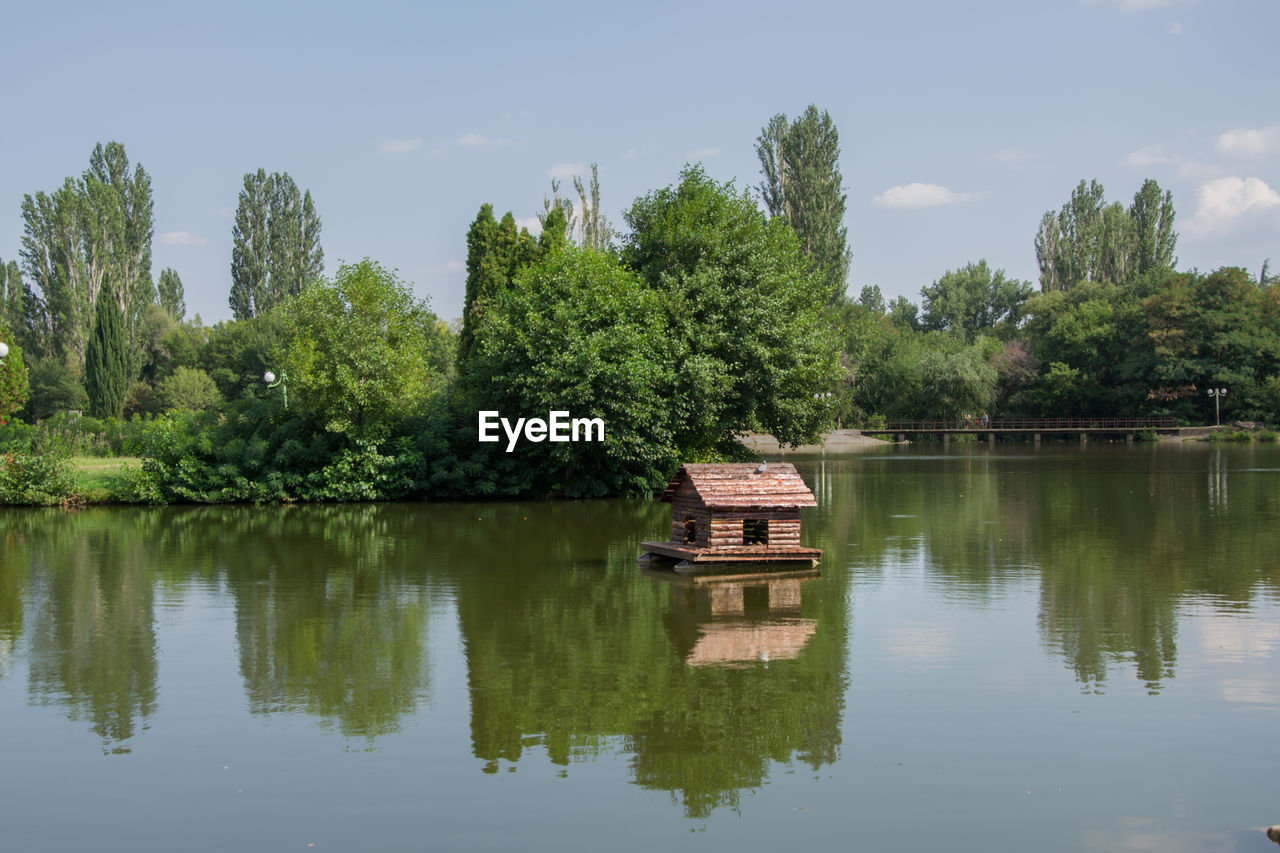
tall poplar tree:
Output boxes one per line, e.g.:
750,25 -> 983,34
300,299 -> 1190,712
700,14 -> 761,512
1035,178 -> 1177,291
157,268 -> 186,320
1129,178 -> 1178,277
229,169 -> 323,319
18,142 -> 152,369
85,279 -> 127,419
755,105 -> 851,303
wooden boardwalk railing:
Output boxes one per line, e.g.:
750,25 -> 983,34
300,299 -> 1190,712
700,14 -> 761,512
862,417 -> 1179,434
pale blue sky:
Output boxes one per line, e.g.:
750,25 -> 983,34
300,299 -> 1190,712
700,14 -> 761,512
2,0 -> 1277,324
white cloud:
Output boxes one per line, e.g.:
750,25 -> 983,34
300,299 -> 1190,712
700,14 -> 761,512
874,183 -> 985,209
1213,125 -> 1280,159
158,231 -> 206,246
1169,20 -> 1182,35
1124,145 -> 1179,167
621,147 -> 637,160
548,161 -> 587,181
515,216 -> 543,236
688,146 -> 723,158
1187,176 -> 1280,236
378,137 -> 423,154
458,133 -> 512,147
427,260 -> 464,274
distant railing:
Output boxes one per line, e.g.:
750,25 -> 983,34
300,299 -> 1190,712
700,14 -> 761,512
864,417 -> 1179,433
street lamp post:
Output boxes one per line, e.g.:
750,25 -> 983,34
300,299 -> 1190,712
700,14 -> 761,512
264,370 -> 289,410
1207,387 -> 1227,428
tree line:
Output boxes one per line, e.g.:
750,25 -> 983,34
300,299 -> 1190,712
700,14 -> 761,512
0,144 -> 328,424
3,109 -> 1279,504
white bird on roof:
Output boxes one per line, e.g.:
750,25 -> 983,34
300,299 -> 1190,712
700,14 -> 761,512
755,461 -> 768,474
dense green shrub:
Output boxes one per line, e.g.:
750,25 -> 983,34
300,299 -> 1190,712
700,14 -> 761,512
1,429 -> 73,505
157,366 -> 222,412
139,399 -> 430,504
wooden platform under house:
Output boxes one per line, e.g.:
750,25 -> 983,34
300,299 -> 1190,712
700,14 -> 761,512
640,462 -> 823,573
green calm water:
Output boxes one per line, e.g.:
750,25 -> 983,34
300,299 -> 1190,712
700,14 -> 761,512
2,445 -> 1278,852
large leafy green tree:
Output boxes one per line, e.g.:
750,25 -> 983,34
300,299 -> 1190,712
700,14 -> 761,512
284,259 -> 443,437
624,165 -> 841,451
85,279 -> 128,419
18,142 -> 153,369
230,169 -> 323,319
921,260 -> 1033,341
1143,267 -> 1280,420
755,105 -> 851,303
465,247 -> 679,496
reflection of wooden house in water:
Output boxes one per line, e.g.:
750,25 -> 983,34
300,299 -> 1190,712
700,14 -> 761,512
647,570 -> 819,667
640,463 -> 822,572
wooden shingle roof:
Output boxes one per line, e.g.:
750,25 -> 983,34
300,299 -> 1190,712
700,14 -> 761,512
659,463 -> 817,509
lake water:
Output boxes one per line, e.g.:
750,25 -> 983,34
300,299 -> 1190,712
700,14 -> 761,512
2,444 -> 1278,852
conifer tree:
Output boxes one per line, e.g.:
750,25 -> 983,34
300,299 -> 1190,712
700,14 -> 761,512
85,280 -> 127,419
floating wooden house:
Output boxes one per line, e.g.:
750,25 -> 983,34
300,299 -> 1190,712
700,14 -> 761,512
640,463 -> 822,571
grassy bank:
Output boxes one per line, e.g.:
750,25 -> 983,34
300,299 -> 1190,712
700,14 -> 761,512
69,456 -> 142,502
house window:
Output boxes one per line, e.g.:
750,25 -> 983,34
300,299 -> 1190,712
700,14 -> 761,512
743,519 -> 769,545
684,517 -> 698,544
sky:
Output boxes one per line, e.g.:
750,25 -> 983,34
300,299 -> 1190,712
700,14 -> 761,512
1,0 -> 1277,325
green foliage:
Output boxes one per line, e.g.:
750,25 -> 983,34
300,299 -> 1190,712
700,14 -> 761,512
463,247 -> 680,497
0,324 -> 30,420
0,427 -> 74,505
230,169 -> 324,320
156,366 -> 222,412
200,312 -> 286,400
138,400 -> 426,504
1206,429 -> 1253,443
1142,267 -> 1280,421
571,163 -> 614,251
156,267 -> 185,320
22,358 -> 87,420
921,260 -> 1033,341
755,105 -> 851,303
623,165 -> 841,451
459,204 -> 538,365
1035,178 -> 1176,291
19,142 -> 153,373
858,329 -> 998,419
1256,429 -> 1277,442
284,259 -> 443,438
85,280 -> 128,419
